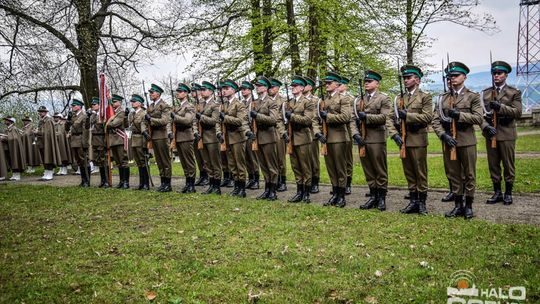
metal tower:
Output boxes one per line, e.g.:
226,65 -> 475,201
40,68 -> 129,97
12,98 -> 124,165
516,0 -> 540,112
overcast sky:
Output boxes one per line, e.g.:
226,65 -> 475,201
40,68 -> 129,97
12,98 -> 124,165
137,0 -> 522,80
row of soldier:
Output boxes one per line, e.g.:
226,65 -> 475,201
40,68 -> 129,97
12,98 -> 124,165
1,60 -> 521,220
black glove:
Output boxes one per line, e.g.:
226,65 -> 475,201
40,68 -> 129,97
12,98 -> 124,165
315,132 -> 327,144
398,109 -> 407,120
357,111 -> 366,121
484,113 -> 493,124
67,111 -> 73,121
170,112 -> 175,119
282,133 -> 289,143
86,109 -> 93,116
441,133 -> 457,147
219,112 -> 225,121
490,101 -> 501,112
319,110 -> 328,120
144,114 -> 151,122
392,134 -> 403,147
285,110 -> 292,120
168,133 -> 173,141
125,108 -> 130,117
193,133 -> 200,143
196,112 -> 201,120
353,134 -> 365,146
482,125 -> 497,139
250,110 -> 258,119
142,131 -> 150,140
246,130 -> 255,140
217,133 -> 224,143
448,109 -> 460,119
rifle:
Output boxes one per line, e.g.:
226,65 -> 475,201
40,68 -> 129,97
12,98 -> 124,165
284,81 -> 293,155
447,53 -> 458,161
318,78 -> 328,156
397,59 -> 406,159
217,75 -> 227,152
169,77 -> 176,151
490,51 -> 497,149
142,80 -> 153,150
356,73 -> 366,158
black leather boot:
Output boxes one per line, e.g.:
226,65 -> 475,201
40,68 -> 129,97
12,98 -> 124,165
156,177 -> 165,192
203,178 -> 215,194
302,184 -> 311,203
250,172 -> 260,190
486,182 -> 503,204
324,186 -> 339,206
116,167 -> 124,188
464,196 -> 474,219
237,181 -> 247,198
377,188 -> 387,211
257,182 -> 270,200
345,176 -> 352,195
80,166 -> 90,187
185,177 -> 196,193
288,183 -> 304,203
334,187 -> 346,208
266,183 -> 277,201
121,167 -> 130,189
230,180 -> 240,196
441,181 -> 455,202
310,176 -> 319,193
400,191 -> 419,214
159,177 -> 172,192
180,176 -> 189,193
277,175 -> 287,192
417,192 -> 428,215
246,173 -> 254,189
195,171 -> 209,186
139,167 -> 149,190
360,188 -> 378,209
503,182 -> 513,205
99,167 -> 109,188
137,167 -> 145,190
445,195 -> 464,218
220,172 -> 230,187
213,179 -> 222,195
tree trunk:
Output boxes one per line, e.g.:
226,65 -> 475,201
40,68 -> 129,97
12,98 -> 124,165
405,0 -> 413,64
250,0 -> 264,76
307,0 -> 320,79
75,0 -> 100,107
285,0 -> 301,75
262,0 -> 273,76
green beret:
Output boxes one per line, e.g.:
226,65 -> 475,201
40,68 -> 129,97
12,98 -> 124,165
254,76 -> 271,88
446,62 -> 470,76
269,78 -> 283,87
111,94 -> 124,102
201,81 -> 217,92
37,106 -> 48,112
325,71 -> 342,83
176,82 -> 191,93
130,94 -> 144,104
401,65 -> 424,78
190,83 -> 202,91
291,75 -> 307,86
148,83 -> 164,94
304,76 -> 315,87
364,70 -> 382,82
339,76 -> 350,85
91,97 -> 100,105
218,79 -> 239,91
71,99 -> 84,107
241,81 -> 254,90
491,61 -> 512,74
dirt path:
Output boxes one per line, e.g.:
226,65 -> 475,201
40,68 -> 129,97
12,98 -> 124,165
4,174 -> 539,227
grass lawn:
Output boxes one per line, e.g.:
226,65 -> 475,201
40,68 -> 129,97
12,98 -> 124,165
0,185 -> 539,303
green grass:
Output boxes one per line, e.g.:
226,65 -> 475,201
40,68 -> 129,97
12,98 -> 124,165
0,185 -> 539,303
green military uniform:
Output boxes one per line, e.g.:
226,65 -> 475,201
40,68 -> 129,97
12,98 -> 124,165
352,71 -> 391,211
321,72 -> 352,207
285,76 -> 318,203
270,78 -> 288,192
129,94 -> 150,190
88,98 -> 108,187
387,65 -> 433,215
67,100 -> 90,186
339,77 -> 355,195
220,79 -> 249,197
107,94 -> 130,189
251,76 -> 280,200
481,61 -> 522,205
171,84 -> 197,193
198,81 -> 223,194
146,84 -> 173,192
242,81 -> 260,190
433,62 -> 483,219
191,83 -> 209,186
2,118 -> 26,179
303,76 -> 322,194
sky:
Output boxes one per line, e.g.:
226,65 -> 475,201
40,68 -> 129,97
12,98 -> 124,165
136,0 -> 522,79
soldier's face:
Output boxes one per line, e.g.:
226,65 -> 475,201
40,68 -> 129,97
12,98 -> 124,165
72,105 -> 81,112
221,86 -> 235,97
54,117 -> 59,122
112,101 -> 121,109
241,88 -> 251,97
200,88 -> 212,98
92,104 -> 99,111
403,75 -> 420,89
338,84 -> 347,92
291,84 -> 304,95
364,79 -> 379,92
304,85 -> 312,93
38,112 -> 46,118
176,91 -> 188,99
325,81 -> 339,92
255,85 -> 267,95
149,91 -> 160,101
449,74 -> 466,87
268,86 -> 279,96
131,102 -> 140,109
492,71 -> 507,86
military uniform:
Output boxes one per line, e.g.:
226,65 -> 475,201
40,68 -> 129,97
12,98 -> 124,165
191,84 -> 209,186
433,62 -> 483,219
146,84 -> 173,192
129,95 -> 150,190
271,78 -> 288,192
88,98 -> 109,187
242,89 -> 260,190
54,114 -> 71,173
339,76 -> 355,195
67,100 -> 90,186
2,118 -> 26,180
303,85 -> 322,194
171,84 -> 197,193
36,107 -> 61,180
0,134 -> 7,180
107,95 -> 129,189
481,61 -> 522,205
21,118 -> 42,171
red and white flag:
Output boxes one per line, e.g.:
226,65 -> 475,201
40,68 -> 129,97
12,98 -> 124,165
98,72 -> 114,123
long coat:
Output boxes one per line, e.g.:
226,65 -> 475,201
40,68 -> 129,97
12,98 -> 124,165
0,138 -> 7,178
37,115 -> 61,166
2,125 -> 26,171
22,123 -> 42,166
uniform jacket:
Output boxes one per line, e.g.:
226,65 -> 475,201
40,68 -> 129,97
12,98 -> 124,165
147,98 -> 172,140
289,95 -> 316,146
129,108 -> 147,148
350,91 -> 390,144
480,85 -> 522,141
173,99 -> 196,143
223,95 -> 248,145
198,96 -> 222,144
90,112 -> 106,147
107,107 -> 127,147
254,93 -> 279,145
68,110 -> 89,149
323,91 -> 351,144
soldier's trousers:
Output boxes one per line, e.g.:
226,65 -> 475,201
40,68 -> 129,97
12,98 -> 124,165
360,143 -> 388,189
71,146 -> 88,170
110,145 -> 128,168
227,141 -> 247,182
310,140 -> 320,177
257,142 -> 279,184
153,139 -> 172,178
401,146 -> 428,192
176,141 -> 196,179
202,142 -> 222,180
345,138 -> 353,178
194,140 -> 206,174
245,139 -> 260,174
444,144 -> 476,197
325,142 -> 348,188
132,145 -> 146,168
277,138 -> 287,176
92,146 -> 106,167
486,140 -> 515,184
291,143 -> 312,186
